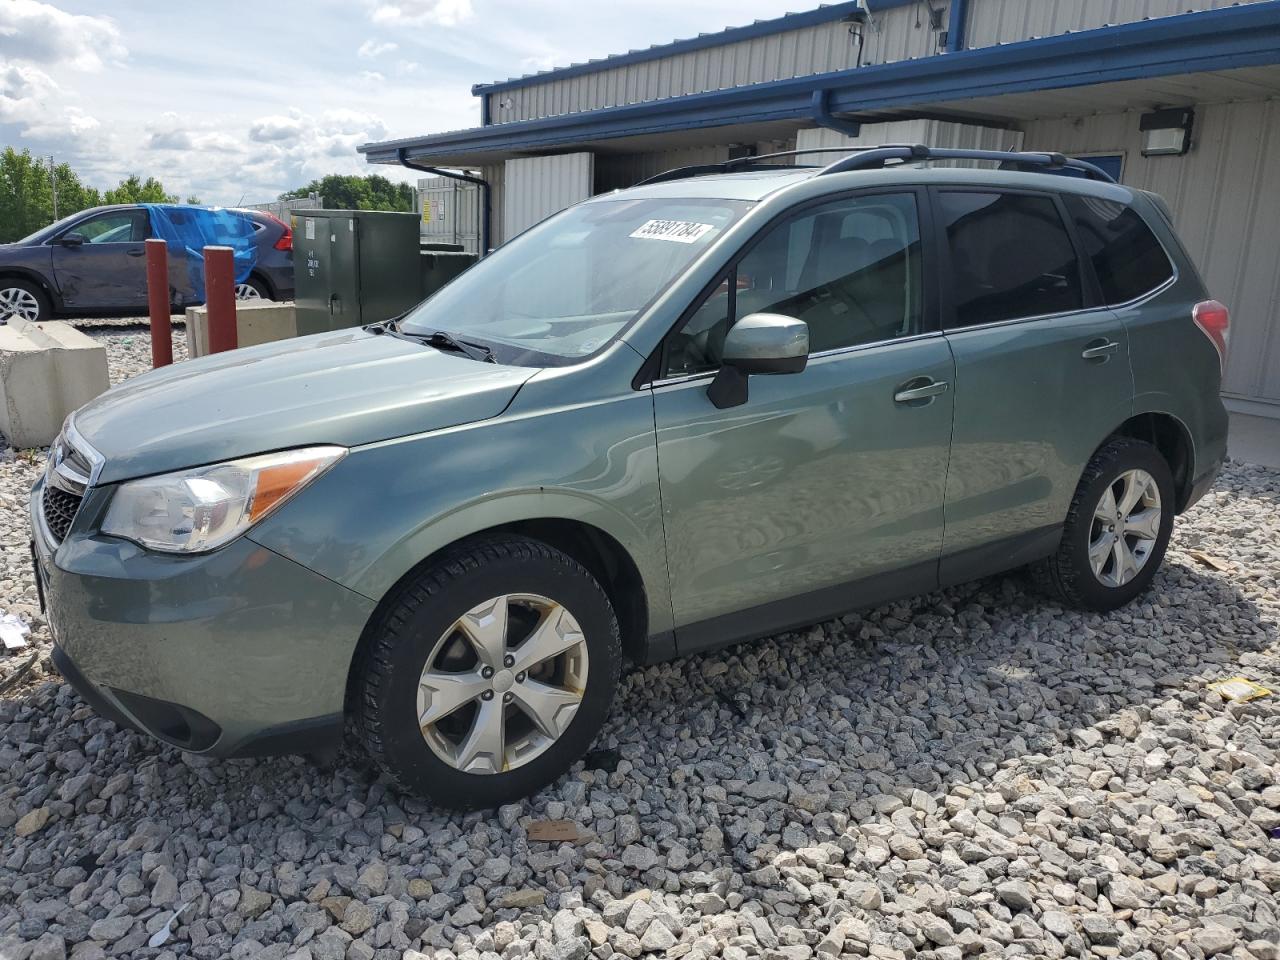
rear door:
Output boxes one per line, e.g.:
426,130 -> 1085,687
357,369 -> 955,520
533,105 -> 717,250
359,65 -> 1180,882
934,188 -> 1132,582
50,209 -> 150,309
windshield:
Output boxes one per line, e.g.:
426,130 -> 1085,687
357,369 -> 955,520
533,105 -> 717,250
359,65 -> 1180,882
400,197 -> 752,365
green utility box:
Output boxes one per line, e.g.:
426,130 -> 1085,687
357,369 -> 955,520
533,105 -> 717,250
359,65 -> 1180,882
420,244 -> 476,300
292,210 -> 422,335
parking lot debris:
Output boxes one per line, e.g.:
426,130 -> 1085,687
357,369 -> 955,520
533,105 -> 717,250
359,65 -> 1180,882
1190,549 -> 1231,571
0,613 -> 29,650
527,819 -> 582,843
1208,676 -> 1272,702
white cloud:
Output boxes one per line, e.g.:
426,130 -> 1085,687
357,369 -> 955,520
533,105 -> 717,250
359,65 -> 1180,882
145,113 -> 241,153
357,39 -> 398,58
358,70 -> 386,83
248,113 -> 308,143
369,0 -> 473,27
0,1 -> 126,71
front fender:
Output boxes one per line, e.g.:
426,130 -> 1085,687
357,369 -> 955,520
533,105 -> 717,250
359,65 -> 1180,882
247,388 -> 672,637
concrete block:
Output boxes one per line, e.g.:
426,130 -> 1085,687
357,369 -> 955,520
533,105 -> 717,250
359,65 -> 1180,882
0,318 -> 110,449
186,301 -> 300,358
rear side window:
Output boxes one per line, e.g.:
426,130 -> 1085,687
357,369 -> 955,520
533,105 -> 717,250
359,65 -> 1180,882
939,191 -> 1083,328
1063,196 -> 1174,304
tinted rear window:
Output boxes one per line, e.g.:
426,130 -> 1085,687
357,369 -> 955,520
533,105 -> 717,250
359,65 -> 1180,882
939,191 -> 1083,328
1063,196 -> 1174,305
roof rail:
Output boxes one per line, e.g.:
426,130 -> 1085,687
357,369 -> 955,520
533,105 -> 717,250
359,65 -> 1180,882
817,143 -> 1118,182
635,145 -> 921,186
637,143 -> 1118,187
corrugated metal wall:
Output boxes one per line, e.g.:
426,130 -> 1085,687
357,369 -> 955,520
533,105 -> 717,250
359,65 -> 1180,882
797,119 -> 1023,157
417,176 -> 481,254
501,153 -> 595,240
1022,100 -> 1280,406
964,0 -> 1267,49
485,5 -> 943,125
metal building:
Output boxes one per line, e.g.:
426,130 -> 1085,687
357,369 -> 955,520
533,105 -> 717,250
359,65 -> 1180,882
362,0 -> 1280,416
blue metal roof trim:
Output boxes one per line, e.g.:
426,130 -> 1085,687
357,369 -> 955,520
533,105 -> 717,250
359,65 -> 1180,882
471,1 -> 890,95
364,2 -> 1280,164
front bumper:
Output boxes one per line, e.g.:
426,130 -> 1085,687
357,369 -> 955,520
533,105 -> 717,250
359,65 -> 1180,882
30,476 -> 374,757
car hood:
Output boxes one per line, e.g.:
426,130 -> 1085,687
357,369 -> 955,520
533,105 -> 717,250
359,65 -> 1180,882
74,328 -> 537,483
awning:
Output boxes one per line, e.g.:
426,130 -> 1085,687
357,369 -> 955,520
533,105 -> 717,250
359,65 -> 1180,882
360,2 -> 1280,169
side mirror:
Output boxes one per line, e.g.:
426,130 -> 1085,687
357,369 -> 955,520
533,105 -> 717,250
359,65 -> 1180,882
708,313 -> 809,409
57,232 -> 85,247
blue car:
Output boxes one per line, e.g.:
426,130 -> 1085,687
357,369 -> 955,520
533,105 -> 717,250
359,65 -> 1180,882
0,204 -> 294,323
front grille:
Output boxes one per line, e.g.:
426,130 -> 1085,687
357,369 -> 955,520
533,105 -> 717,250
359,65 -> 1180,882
42,484 -> 83,542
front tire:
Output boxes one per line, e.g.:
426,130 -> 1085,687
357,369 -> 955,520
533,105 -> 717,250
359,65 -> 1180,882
353,537 -> 621,809
1033,437 -> 1175,612
0,279 -> 50,322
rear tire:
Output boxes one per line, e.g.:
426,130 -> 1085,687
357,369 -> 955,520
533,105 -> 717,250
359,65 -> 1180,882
0,279 -> 50,322
1032,437 -> 1175,612
353,536 -> 621,810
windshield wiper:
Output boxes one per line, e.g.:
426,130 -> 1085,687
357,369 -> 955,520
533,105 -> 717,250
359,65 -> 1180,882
419,330 -> 495,363
372,322 -> 495,363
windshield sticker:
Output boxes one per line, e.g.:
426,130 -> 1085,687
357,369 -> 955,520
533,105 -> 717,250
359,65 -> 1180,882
629,219 -> 716,244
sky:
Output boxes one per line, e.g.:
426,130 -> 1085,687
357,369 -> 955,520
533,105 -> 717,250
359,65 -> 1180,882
0,0 -> 805,205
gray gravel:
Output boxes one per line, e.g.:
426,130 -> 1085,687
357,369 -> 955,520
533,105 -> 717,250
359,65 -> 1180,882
1,332 -> 1278,960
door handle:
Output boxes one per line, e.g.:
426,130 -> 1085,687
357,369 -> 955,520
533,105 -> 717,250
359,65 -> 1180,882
894,379 -> 950,403
126,249 -> 145,257
1081,339 -> 1120,360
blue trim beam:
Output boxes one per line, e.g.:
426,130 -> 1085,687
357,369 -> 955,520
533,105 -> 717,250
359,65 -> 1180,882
946,0 -> 968,53
363,4 -> 1280,165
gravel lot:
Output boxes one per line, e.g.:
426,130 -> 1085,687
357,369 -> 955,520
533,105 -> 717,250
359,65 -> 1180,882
1,329 -> 1277,960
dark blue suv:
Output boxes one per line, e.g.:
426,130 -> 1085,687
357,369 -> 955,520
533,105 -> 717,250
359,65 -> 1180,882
0,204 -> 294,322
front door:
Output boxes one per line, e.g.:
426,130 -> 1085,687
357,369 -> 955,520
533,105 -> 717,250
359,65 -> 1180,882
50,208 -> 150,309
651,189 -> 956,650
932,188 -> 1132,582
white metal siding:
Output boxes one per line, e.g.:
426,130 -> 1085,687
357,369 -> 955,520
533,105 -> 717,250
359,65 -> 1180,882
1022,99 -> 1280,405
501,153 -> 595,241
797,119 -> 1023,157
965,0 -> 1268,49
480,162 -> 504,247
486,8 -> 946,125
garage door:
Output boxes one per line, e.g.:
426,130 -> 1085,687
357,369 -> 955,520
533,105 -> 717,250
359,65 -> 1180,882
502,153 -> 594,241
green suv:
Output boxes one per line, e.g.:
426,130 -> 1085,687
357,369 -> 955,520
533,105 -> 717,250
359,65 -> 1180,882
30,146 -> 1229,808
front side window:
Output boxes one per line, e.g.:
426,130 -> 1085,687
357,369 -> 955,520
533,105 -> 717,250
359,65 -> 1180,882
664,192 -> 923,377
939,191 -> 1083,328
1063,195 -> 1173,305
72,211 -> 149,244
399,197 -> 751,365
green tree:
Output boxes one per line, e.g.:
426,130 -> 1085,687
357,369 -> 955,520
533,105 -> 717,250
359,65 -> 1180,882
0,148 -> 183,242
279,173 -> 414,212
102,175 -> 178,205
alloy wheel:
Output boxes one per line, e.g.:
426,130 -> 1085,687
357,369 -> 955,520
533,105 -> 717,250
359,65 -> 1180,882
0,286 -> 40,321
234,283 -> 262,301
417,593 -> 588,774
1088,468 -> 1162,588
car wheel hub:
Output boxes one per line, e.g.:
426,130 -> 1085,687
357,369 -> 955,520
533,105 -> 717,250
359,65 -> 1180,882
0,286 -> 40,321
416,593 -> 588,775
1088,468 -> 1161,588
235,283 -> 262,301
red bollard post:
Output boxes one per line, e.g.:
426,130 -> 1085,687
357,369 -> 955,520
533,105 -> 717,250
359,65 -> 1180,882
204,245 -> 238,354
144,239 -> 173,368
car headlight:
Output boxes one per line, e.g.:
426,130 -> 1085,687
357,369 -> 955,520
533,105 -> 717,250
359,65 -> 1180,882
101,446 -> 346,553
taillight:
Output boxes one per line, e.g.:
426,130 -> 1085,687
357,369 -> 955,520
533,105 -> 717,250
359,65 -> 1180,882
1192,300 -> 1229,373
263,212 -> 292,251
